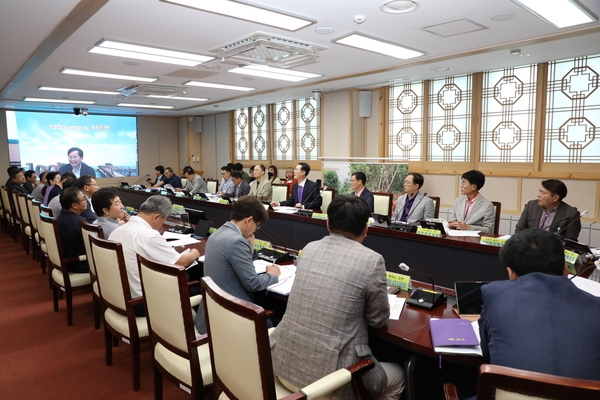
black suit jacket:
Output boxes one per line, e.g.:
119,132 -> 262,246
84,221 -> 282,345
515,199 -> 581,240
351,188 -> 374,212
280,179 -> 322,210
56,210 -> 88,273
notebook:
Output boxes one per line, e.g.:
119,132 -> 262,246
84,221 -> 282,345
429,318 -> 482,356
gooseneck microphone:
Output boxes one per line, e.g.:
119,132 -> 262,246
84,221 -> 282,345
132,174 -> 150,186
256,225 -> 293,264
556,210 -> 588,237
569,261 -> 599,280
300,184 -> 327,209
183,154 -> 194,169
399,262 -> 446,310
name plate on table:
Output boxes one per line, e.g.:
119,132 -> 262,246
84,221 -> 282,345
416,227 -> 442,238
480,236 -> 507,247
174,192 -> 185,197
145,189 -> 152,193
218,199 -> 229,205
564,249 -> 578,274
312,212 -> 327,220
172,204 -> 185,214
254,239 -> 272,251
386,271 -> 411,292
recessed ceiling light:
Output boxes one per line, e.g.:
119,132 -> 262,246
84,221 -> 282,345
491,13 -> 515,22
333,32 -> 426,59
23,97 -> 96,104
228,65 -> 322,82
512,0 -> 596,28
315,26 -> 335,35
183,81 -> 255,91
429,66 -> 451,72
38,86 -> 120,95
117,103 -> 174,109
60,67 -> 157,82
146,95 -> 209,101
380,0 -> 419,14
89,39 -> 214,66
123,61 -> 139,66
161,0 -> 314,31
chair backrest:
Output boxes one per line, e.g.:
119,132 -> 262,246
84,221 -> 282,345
32,200 -> 45,240
89,235 -> 130,312
202,276 -> 276,400
372,192 -> 393,216
476,364 -> 600,399
10,190 -> 20,219
80,221 -> 104,282
206,179 -> 218,194
491,201 -> 501,235
138,254 -> 197,357
16,192 -> 32,225
26,195 -> 37,230
40,203 -> 53,217
181,177 -> 187,188
429,196 -> 441,219
39,214 -> 64,268
271,183 -> 289,203
320,187 -> 336,213
1,187 -> 12,215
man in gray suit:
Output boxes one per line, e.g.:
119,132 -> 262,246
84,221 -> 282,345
195,196 -> 280,333
231,171 -> 250,198
392,172 -> 434,223
449,170 -> 495,233
271,195 -> 405,400
177,166 -> 208,195
515,179 -> 581,240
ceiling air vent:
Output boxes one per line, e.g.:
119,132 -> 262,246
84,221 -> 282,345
117,84 -> 186,97
212,32 -> 327,68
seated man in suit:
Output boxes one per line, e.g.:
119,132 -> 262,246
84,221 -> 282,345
350,171 -> 374,212
217,165 -> 235,197
58,147 -> 96,178
271,195 -> 405,400
148,165 -> 168,188
77,175 -> 98,224
176,166 -> 208,195
231,171 -> 250,198
515,179 -> 581,240
392,172 -> 434,223
271,163 -> 322,210
249,164 -> 273,202
163,167 -> 182,189
479,228 -> 600,381
56,187 -> 89,273
6,167 -> 28,195
449,170 -> 494,233
30,171 -> 48,202
195,196 -> 280,333
23,170 -> 37,194
92,187 -> 129,239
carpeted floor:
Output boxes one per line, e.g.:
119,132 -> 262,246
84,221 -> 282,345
0,231 -> 204,400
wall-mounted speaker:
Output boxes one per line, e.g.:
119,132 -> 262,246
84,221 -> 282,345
194,116 -> 203,133
358,91 -> 372,118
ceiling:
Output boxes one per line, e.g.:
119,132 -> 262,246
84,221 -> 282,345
1,0 -> 600,117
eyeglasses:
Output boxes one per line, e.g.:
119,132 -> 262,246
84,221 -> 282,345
77,198 -> 87,203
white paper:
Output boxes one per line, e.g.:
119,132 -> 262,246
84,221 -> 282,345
388,296 -> 406,320
273,206 -> 299,214
163,231 -> 192,240
430,318 -> 483,356
569,274 -> 600,297
447,230 -> 481,237
168,237 -> 201,247
266,265 -> 297,295
253,259 -> 272,274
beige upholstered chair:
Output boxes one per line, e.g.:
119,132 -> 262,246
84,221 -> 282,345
89,235 -> 149,392
206,179 -> 218,194
320,187 -> 335,213
428,196 -> 441,219
26,195 -> 40,261
271,184 -> 290,203
80,221 -> 104,330
16,192 -> 34,256
32,201 -> 50,275
2,187 -> 19,241
444,364 -> 600,400
201,276 -> 376,400
372,191 -> 393,216
491,201 -> 502,235
39,214 -> 91,326
138,254 -> 212,399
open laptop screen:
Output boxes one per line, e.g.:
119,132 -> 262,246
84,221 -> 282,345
454,281 -> 489,315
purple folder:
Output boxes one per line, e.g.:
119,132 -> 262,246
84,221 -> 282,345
429,318 -> 479,347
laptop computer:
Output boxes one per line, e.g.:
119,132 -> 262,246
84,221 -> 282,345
419,219 -> 449,236
453,281 -> 489,320
186,209 -> 208,225
192,220 -> 212,239
371,213 -> 391,228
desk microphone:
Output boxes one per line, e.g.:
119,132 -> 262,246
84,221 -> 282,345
132,174 -> 150,186
300,184 -> 327,210
256,225 -> 293,264
556,210 -> 588,237
399,262 -> 446,310
183,154 -> 194,169
569,261 -> 599,280
116,175 -> 127,187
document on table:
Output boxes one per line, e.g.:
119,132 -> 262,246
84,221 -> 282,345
168,236 -> 201,247
273,206 -> 299,214
447,230 -> 481,237
388,295 -> 406,320
163,231 -> 192,240
254,259 -> 272,274
430,318 -> 483,356
267,265 -> 297,295
569,274 -> 600,297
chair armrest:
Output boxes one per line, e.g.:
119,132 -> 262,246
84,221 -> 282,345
189,294 -> 202,308
62,255 -> 87,264
191,333 -> 209,347
299,369 -> 352,399
128,296 -> 144,306
78,255 -> 87,261
442,383 -> 460,400
265,309 -> 274,318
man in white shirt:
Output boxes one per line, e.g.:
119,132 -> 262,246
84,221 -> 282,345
109,195 -> 199,316
218,165 -> 235,197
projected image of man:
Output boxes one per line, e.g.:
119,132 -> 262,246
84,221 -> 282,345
58,147 -> 96,178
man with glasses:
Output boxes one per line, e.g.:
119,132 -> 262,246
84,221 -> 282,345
217,165 -> 235,197
77,175 -> 99,223
195,196 -> 281,334
56,187 -> 90,273
349,171 -> 374,212
392,173 -> 434,223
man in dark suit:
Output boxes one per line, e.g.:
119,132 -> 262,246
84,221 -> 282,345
58,147 -> 96,178
163,167 -> 182,189
271,163 -> 322,210
149,165 -> 169,188
479,228 -> 600,381
515,179 -> 581,240
6,167 -> 28,194
23,170 -> 37,194
349,171 -> 374,212
77,175 -> 98,223
231,171 -> 250,198
56,187 -> 89,273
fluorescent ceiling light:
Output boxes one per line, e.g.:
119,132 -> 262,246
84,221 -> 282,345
60,67 -> 157,82
183,81 -> 255,91
162,0 -> 314,31
24,97 -> 96,104
38,86 -> 120,95
89,39 -> 214,66
117,103 -> 174,109
333,33 -> 426,60
147,95 -> 209,101
228,64 -> 322,82
512,0 -> 596,28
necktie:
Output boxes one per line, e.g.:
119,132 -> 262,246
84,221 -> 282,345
298,185 -> 303,202
464,199 -> 475,219
235,185 -> 239,198
539,209 -> 555,229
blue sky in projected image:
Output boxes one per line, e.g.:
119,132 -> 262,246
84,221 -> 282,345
9,111 -> 137,171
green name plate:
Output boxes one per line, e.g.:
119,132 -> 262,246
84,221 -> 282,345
254,239 -> 272,251
208,227 -> 217,234
218,199 -> 229,205
564,249 -> 578,266
480,236 -> 507,247
386,271 -> 411,291
312,213 -> 327,220
172,204 -> 185,214
416,227 -> 442,238
193,195 -> 202,200
174,192 -> 185,197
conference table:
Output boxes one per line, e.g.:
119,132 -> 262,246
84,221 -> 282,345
116,187 -> 507,289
